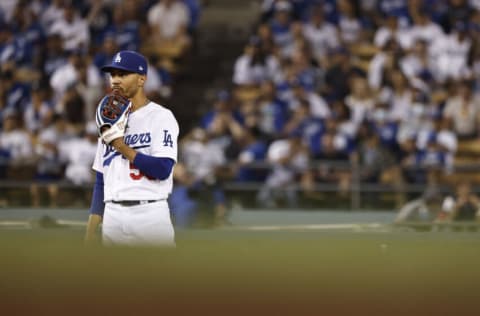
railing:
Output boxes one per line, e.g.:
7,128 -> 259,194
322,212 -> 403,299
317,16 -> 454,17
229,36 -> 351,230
1,159 -> 480,209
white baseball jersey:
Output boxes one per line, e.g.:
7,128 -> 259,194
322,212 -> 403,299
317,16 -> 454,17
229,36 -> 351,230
92,101 -> 179,202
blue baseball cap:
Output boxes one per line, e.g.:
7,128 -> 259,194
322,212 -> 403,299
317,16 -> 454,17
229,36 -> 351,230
101,50 -> 148,75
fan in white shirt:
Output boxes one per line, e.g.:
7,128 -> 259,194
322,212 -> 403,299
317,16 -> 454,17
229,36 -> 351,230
409,10 -> 444,48
58,121 -> 98,185
233,36 -> 281,87
302,5 -> 339,65
400,39 -> 436,86
50,50 -> 102,108
48,4 -> 90,51
0,112 -> 33,162
374,13 -> 413,50
147,0 -> 190,40
23,87 -> 54,135
430,22 -> 472,82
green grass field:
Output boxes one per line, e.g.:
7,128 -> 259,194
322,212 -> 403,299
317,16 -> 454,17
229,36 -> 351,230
1,224 -> 480,315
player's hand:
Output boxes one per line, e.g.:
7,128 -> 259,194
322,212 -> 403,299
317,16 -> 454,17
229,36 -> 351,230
96,92 -> 131,144
84,214 -> 102,246
100,120 -> 128,144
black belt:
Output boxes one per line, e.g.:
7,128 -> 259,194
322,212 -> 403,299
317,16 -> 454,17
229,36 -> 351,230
110,199 -> 164,206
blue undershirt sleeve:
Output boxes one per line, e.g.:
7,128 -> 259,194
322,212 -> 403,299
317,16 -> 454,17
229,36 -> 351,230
133,154 -> 175,180
89,172 -> 105,216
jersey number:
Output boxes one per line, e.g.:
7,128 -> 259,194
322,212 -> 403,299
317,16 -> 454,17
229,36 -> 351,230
129,163 -> 154,180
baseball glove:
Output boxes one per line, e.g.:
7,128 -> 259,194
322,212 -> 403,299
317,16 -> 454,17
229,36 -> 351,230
95,92 -> 131,144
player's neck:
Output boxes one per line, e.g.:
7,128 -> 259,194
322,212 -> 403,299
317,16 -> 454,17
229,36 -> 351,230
130,94 -> 150,112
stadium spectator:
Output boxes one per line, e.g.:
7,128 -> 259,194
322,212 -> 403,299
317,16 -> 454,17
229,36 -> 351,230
102,3 -> 141,52
40,0 -> 66,31
377,0 -> 410,28
322,46 -> 364,101
363,104 -> 406,207
200,90 -> 243,138
85,2 -> 114,48
374,12 -> 412,50
443,80 -> 480,139
440,180 -> 480,222
430,21 -> 472,82
0,23 -> 19,67
169,162 -> 198,227
146,0 -> 192,59
268,0 -> 297,58
382,69 -> 414,123
39,32 -> 68,80
0,69 -> 30,116
288,46 -> 321,91
416,117 -> 458,162
23,83 -> 54,135
144,60 -> 173,101
396,88 -> 432,156
260,0 -> 318,23
58,121 -> 97,186
402,119 -> 452,184
399,39 -> 435,88
409,8 -> 444,49
235,99 -> 259,133
233,35 -> 281,87
30,114 -> 74,207
257,133 -> 310,208
48,3 -> 90,52
182,0 -> 202,34
394,170 -> 443,223
307,119 -> 355,195
288,78 -> 330,119
232,127 -> 268,183
368,38 -> 402,90
56,84 -> 86,132
256,80 -> 289,138
255,23 -> 277,56
472,40 -> 480,93
283,98 -> 323,143
331,100 -> 356,139
357,129 -> 397,184
92,34 -> 119,73
49,49 -> 102,120
444,0 -> 472,32
0,110 -> 34,179
344,76 -> 376,129
336,0 -> 364,46
367,101 -> 399,153
302,4 -> 339,68
180,127 -> 229,225
9,1 -> 45,72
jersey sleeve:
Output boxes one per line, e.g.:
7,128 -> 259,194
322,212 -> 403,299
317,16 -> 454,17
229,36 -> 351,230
150,109 -> 179,162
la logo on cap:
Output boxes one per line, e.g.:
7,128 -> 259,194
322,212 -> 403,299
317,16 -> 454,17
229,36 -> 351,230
114,53 -> 122,63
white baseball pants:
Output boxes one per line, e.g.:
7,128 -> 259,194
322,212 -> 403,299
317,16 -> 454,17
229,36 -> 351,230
102,200 -> 175,247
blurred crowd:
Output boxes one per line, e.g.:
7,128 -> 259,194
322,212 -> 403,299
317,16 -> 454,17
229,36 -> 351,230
1,0 -> 480,224
0,0 -> 200,206
173,0 -> 480,223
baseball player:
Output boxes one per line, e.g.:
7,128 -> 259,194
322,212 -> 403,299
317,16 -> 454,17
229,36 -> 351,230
84,50 -> 179,246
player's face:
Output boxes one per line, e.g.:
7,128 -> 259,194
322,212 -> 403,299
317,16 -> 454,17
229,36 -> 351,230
109,70 -> 143,98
